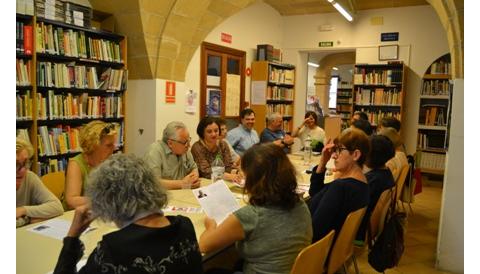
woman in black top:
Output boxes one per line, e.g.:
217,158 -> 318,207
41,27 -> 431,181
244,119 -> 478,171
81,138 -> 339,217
309,128 -> 370,243
53,154 -> 203,274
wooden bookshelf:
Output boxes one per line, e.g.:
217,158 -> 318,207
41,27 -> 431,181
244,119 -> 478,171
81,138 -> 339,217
251,61 -> 295,134
15,13 -> 128,176
352,63 -> 407,127
416,53 -> 452,175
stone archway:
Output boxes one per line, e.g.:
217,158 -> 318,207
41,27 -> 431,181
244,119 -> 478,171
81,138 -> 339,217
314,52 -> 355,114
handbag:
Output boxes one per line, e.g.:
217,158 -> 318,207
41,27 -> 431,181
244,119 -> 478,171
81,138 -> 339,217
367,188 -> 406,272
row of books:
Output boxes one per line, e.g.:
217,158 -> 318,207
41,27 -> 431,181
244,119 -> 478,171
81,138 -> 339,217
337,98 -> 352,104
419,105 -> 447,126
429,60 -> 451,74
36,22 -> 123,63
421,79 -> 451,96
337,105 -> 351,112
337,91 -> 352,97
417,133 -> 446,150
354,109 -> 401,126
282,120 -> 291,132
17,59 -> 31,86
417,151 -> 446,171
35,0 -> 66,22
266,86 -> 293,100
267,104 -> 293,117
37,91 -> 124,120
37,158 -> 68,176
17,91 -> 33,120
16,22 -> 33,55
16,0 -> 34,15
338,82 -> 353,89
16,128 -> 31,144
37,62 -> 127,90
353,68 -> 402,85
269,67 -> 295,85
37,123 -> 124,157
354,88 -> 402,106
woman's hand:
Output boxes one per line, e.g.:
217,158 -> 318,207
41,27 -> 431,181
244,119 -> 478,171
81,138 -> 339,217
204,217 -> 217,231
316,138 -> 334,173
67,205 -> 96,237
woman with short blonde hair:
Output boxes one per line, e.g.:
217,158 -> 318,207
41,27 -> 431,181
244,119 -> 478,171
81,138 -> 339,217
64,120 -> 117,209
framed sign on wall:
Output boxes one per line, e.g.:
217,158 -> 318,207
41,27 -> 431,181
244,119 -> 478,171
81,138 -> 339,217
378,45 -> 399,61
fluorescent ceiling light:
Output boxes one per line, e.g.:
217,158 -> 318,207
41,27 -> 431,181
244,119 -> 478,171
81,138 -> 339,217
332,66 -> 339,70
308,62 -> 319,68
327,0 -> 334,2
333,2 -> 353,21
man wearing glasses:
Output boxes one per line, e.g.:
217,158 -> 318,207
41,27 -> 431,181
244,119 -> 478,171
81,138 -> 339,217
144,121 -> 201,189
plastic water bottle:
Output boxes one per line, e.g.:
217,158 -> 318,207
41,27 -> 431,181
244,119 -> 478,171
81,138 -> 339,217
303,135 -> 312,165
211,154 -> 225,183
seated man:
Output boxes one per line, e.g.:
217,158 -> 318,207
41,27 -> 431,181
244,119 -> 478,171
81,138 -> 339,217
260,112 -> 294,153
16,137 -> 63,227
144,121 -> 201,190
227,108 -> 259,156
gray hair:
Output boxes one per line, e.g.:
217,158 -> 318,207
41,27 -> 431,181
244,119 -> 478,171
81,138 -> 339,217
266,112 -> 282,124
162,121 -> 187,143
86,154 -> 168,225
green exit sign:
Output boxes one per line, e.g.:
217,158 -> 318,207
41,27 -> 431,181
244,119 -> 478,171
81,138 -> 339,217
319,41 -> 334,47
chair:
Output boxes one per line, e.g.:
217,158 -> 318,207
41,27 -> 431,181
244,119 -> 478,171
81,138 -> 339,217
326,207 -> 367,274
395,164 -> 410,210
290,230 -> 335,274
41,171 -> 65,200
369,188 -> 393,245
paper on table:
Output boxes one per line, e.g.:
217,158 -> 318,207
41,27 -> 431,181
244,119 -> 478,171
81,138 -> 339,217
193,180 -> 240,225
28,219 -> 97,240
46,259 -> 87,274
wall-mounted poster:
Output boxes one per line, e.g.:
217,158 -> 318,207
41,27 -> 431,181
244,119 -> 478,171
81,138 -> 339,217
206,89 -> 221,116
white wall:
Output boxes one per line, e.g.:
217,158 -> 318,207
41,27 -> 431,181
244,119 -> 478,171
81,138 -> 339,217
437,79 -> 464,272
281,5 -> 449,154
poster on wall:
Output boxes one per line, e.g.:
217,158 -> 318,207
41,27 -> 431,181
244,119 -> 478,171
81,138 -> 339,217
185,89 -> 197,114
206,89 -> 221,116
165,81 -> 176,103
225,74 -> 240,116
251,81 -> 266,105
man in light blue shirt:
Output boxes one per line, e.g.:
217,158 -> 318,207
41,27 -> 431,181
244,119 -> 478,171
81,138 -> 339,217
227,108 -> 259,156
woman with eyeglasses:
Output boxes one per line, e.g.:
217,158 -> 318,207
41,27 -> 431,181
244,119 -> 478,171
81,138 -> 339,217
16,137 -> 63,227
308,128 -> 370,243
64,121 -> 117,209
191,116 -> 242,183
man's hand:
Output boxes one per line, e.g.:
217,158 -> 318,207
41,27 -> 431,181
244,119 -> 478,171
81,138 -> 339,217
67,205 -> 96,237
283,135 -> 294,145
183,172 -> 201,189
16,207 -> 27,219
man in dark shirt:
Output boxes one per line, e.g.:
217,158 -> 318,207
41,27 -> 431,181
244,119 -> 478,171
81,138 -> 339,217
259,112 -> 294,153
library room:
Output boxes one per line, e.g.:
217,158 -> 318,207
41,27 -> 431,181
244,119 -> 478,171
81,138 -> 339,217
13,0 -> 465,273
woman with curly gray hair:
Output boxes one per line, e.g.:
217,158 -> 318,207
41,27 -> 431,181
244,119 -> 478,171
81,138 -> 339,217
53,154 -> 203,274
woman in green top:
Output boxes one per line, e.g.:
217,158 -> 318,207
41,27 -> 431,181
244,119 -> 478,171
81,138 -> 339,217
64,121 -> 117,209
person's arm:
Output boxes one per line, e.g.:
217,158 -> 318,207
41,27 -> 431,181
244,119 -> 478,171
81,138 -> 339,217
191,143 -> 213,179
199,215 -> 245,253
65,160 -> 89,209
309,184 -> 342,243
291,118 -> 308,138
309,140 -> 334,197
23,172 -> 64,219
158,171 -> 200,190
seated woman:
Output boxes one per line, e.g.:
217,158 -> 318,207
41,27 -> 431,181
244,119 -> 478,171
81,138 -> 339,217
355,134 -> 396,243
53,154 -> 203,274
64,121 -> 117,209
16,137 -> 63,227
378,127 -> 408,181
191,116 -> 242,182
291,111 -> 325,152
217,118 -> 241,168
309,128 -> 370,243
199,144 -> 312,274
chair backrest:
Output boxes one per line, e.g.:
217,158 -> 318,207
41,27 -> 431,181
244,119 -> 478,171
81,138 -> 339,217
326,207 -> 367,274
395,164 -> 410,202
41,171 -> 65,199
290,230 -> 335,274
369,188 -> 393,242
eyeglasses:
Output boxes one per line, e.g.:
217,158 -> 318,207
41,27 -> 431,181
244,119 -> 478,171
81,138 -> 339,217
332,146 -> 349,154
16,160 -> 32,172
101,123 -> 116,137
170,137 -> 192,146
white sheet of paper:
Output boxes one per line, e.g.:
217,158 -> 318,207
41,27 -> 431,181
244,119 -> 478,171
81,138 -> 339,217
193,180 -> 240,225
27,219 -> 71,240
251,81 -> 267,105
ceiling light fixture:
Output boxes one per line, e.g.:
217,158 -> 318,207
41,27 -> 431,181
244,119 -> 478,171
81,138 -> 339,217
328,0 -> 353,22
332,66 -> 339,70
308,62 -> 320,68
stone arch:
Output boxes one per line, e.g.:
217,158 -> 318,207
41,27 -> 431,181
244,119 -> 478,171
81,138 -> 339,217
314,52 -> 356,113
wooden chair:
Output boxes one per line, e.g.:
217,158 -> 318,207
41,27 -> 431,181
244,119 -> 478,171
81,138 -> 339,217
41,171 -> 65,200
369,188 -> 393,245
395,164 -> 410,210
326,207 -> 367,274
290,230 -> 335,274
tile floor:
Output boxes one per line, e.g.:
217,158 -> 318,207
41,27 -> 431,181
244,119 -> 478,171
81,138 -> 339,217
351,178 -> 456,274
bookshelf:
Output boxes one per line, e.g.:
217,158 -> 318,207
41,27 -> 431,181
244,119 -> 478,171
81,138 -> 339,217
352,63 -> 407,128
251,61 -> 295,134
336,81 -> 353,130
15,12 -> 127,176
416,54 -> 452,175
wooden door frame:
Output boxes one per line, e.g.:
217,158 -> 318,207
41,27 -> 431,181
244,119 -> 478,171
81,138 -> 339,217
200,42 -> 246,119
